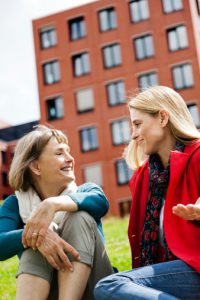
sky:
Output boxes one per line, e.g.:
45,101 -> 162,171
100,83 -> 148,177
0,0 -> 95,126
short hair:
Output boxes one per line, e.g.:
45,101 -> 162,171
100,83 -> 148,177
9,125 -> 68,191
124,86 -> 200,169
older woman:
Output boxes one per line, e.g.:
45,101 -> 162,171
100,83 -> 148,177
94,86 -> 200,300
0,125 -> 113,300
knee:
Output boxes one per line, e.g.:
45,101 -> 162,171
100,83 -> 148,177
94,273 -> 120,299
60,211 -> 96,239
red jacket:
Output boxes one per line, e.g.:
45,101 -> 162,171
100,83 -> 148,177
128,141 -> 200,273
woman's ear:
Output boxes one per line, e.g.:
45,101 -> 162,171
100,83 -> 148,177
159,110 -> 169,127
29,160 -> 41,176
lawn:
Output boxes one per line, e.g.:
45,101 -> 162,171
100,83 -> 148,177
0,216 -> 131,299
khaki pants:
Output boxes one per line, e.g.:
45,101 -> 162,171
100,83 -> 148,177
17,211 -> 113,300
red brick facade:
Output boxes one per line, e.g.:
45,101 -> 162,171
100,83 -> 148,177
31,0 -> 200,216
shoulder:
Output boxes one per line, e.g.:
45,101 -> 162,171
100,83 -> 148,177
0,195 -> 19,214
77,182 -> 103,193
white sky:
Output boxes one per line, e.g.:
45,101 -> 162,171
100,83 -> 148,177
0,0 -> 95,126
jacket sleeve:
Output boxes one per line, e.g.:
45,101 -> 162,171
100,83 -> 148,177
69,182 -> 109,222
0,196 -> 24,260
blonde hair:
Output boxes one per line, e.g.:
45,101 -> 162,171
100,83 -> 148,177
9,125 -> 68,191
124,86 -> 200,170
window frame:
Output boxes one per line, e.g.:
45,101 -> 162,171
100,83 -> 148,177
98,7 -> 117,32
79,126 -> 99,152
68,16 -> 86,41
42,60 -> 60,85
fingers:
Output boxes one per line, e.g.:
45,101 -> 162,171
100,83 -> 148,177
63,242 -> 80,261
173,203 -> 200,220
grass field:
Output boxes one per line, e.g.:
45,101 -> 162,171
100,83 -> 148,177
0,216 -> 131,299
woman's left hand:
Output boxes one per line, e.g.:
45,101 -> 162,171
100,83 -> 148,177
22,200 -> 55,249
172,197 -> 200,221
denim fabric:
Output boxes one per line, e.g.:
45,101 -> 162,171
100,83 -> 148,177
94,260 -> 200,300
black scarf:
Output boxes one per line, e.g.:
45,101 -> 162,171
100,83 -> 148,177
139,141 -> 185,266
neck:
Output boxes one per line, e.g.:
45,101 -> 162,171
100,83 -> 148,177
33,182 -> 67,200
157,135 -> 176,169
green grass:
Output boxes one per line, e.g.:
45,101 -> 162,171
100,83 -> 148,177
0,216 -> 131,299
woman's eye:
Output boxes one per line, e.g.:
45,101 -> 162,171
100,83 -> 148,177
56,152 -> 62,156
135,123 -> 140,128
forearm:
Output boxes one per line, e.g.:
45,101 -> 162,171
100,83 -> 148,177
46,195 -> 78,213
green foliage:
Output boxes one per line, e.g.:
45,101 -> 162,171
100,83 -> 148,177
0,256 -> 18,300
0,217 -> 131,299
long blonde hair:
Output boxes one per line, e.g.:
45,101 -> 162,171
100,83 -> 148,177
124,86 -> 200,170
9,125 -> 68,191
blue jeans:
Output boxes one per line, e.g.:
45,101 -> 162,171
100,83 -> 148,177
94,260 -> 200,300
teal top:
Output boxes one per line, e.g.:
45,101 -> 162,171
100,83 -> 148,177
0,182 -> 109,261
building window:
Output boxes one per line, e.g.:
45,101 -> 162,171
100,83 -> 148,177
129,0 -> 149,23
42,60 -> 60,85
111,119 -> 130,145
134,35 -> 154,60
83,164 -> 102,187
76,88 -> 94,113
103,44 -> 122,68
119,199 -> 132,217
138,72 -> 158,89
1,151 -> 6,164
187,103 -> 200,128
167,25 -> 188,51
69,17 -> 86,41
73,52 -> 90,77
99,7 -> 117,32
2,171 -> 8,186
172,64 -> 194,90
115,159 -> 133,185
46,97 -> 64,121
107,80 -> 126,106
80,126 -> 99,152
162,0 -> 183,13
40,27 -> 57,49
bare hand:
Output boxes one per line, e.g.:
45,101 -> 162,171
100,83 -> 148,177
22,200 -> 55,249
38,229 -> 80,271
172,197 -> 200,221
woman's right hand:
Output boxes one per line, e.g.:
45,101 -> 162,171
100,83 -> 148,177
37,229 -> 80,272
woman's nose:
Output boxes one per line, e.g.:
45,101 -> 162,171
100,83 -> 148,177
131,131 -> 139,140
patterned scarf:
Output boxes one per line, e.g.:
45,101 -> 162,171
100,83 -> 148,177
139,141 -> 185,266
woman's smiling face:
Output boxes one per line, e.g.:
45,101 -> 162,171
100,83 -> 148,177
130,108 -> 168,156
35,136 -> 75,188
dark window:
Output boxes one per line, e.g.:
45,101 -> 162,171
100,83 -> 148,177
115,159 -> 133,185
1,151 -> 6,164
103,44 -> 122,68
167,25 -> 188,51
2,172 -> 8,186
40,27 -> 57,49
187,103 -> 200,128
162,0 -> 183,13
99,7 -> 117,32
111,119 -> 130,145
129,0 -> 149,23
72,52 -> 90,77
134,35 -> 154,60
138,72 -> 158,89
172,64 -> 194,90
69,17 -> 86,40
80,127 -> 99,152
46,97 -> 64,121
42,60 -> 60,85
119,199 -> 132,217
107,80 -> 125,106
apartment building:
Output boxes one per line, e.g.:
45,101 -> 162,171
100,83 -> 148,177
32,0 -> 200,216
